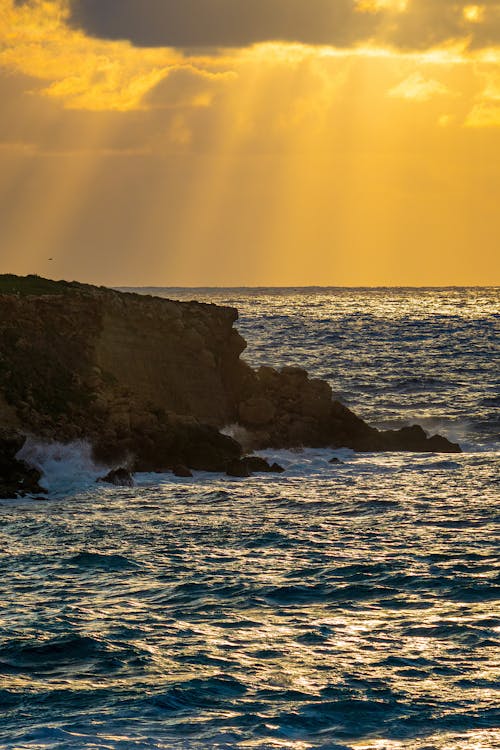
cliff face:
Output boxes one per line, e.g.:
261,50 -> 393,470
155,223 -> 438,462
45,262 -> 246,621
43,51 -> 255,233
93,291 -> 249,427
0,275 -> 460,492
0,277 -> 248,435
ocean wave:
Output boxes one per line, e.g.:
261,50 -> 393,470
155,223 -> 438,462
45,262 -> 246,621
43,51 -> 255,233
0,635 -> 112,674
147,675 -> 247,712
16,439 -> 105,498
65,551 -> 140,571
263,582 -> 396,605
2,288 -> 499,750
0,634 -> 151,680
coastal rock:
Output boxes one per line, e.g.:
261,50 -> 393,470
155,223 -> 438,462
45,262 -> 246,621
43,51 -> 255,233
225,456 -> 284,477
98,467 -> 135,487
93,421 -> 242,473
239,397 -> 276,427
226,458 -> 252,478
173,464 -> 193,478
245,456 -> 275,473
0,431 -> 45,499
326,408 -> 461,453
0,274 -> 462,484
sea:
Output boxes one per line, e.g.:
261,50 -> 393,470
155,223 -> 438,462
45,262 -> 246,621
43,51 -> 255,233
1,288 -> 499,750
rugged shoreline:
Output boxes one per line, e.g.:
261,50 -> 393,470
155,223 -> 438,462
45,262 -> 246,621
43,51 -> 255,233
0,275 -> 461,497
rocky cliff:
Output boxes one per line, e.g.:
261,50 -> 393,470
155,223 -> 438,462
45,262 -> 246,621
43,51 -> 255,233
0,275 -> 460,496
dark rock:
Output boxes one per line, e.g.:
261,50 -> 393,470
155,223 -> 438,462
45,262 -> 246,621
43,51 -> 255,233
329,457 -> 342,464
245,455 -> 274,473
0,431 -> 25,459
281,366 -> 309,380
0,430 -> 46,499
226,459 -> 251,478
173,464 -> 193,478
231,453 -> 285,475
239,396 -> 276,427
98,467 -> 135,487
342,422 -> 462,454
93,421 -> 242,474
426,433 -> 462,453
0,275 -> 462,469
184,424 -> 242,472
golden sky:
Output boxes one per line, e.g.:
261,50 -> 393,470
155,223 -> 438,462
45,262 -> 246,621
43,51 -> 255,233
1,0 -> 499,285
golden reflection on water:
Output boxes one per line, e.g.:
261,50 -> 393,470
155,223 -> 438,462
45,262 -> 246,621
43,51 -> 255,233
353,730 -> 500,749
1,290 -> 498,748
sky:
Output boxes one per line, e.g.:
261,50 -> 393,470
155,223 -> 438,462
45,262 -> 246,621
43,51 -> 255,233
1,0 -> 499,286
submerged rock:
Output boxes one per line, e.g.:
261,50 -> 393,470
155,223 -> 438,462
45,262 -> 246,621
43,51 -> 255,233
226,458 -> 252,478
245,456 -> 275,473
225,456 -> 285,477
173,464 -> 193,478
98,467 -> 135,487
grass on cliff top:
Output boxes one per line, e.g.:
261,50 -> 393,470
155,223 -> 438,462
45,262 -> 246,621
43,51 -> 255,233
0,275 -> 85,297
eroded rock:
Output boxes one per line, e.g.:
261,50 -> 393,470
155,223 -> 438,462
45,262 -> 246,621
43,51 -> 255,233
98,467 -> 135,487
226,458 -> 252,478
0,431 -> 46,499
0,275 -> 462,478
173,464 -> 194,478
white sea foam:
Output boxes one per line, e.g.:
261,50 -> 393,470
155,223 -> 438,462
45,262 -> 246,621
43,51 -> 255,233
221,423 -> 254,452
17,438 -> 106,498
407,417 -> 490,453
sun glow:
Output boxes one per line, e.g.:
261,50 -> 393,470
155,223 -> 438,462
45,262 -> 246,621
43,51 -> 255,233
1,0 -> 499,115
356,0 -> 408,12
0,0 -> 233,111
463,5 -> 485,24
0,0 -> 499,285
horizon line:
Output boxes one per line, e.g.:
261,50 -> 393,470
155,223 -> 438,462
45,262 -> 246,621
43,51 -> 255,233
115,284 -> 500,290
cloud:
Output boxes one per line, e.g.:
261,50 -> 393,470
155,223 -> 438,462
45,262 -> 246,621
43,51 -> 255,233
68,0 -> 500,52
465,101 -> 500,124
465,69 -> 500,124
68,0 -> 379,49
384,0 -> 500,51
2,0 -> 500,140
145,67 -> 237,109
388,72 -> 453,101
0,0 -> 237,112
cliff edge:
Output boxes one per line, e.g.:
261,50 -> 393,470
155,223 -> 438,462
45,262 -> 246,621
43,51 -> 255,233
0,275 -> 460,496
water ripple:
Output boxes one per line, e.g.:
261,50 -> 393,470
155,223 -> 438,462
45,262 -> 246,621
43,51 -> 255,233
1,288 -> 499,749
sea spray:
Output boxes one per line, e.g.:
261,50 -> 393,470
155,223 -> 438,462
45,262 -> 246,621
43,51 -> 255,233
17,438 -> 106,498
221,423 -> 254,452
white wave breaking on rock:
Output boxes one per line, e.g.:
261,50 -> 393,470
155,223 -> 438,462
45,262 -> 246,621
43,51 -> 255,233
17,438 -> 106,498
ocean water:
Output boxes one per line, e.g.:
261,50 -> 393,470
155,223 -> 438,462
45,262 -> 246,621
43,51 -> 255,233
1,288 -> 499,750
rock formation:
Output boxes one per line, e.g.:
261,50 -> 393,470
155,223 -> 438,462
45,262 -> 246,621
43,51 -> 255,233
98,467 -> 135,487
0,275 -> 461,497
0,431 -> 45,499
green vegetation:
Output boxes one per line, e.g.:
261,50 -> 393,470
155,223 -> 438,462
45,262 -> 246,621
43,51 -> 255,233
0,274 -> 82,297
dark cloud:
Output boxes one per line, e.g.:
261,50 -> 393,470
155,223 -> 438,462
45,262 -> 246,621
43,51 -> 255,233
68,0 -> 500,51
68,0 -> 376,49
388,0 -> 500,51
